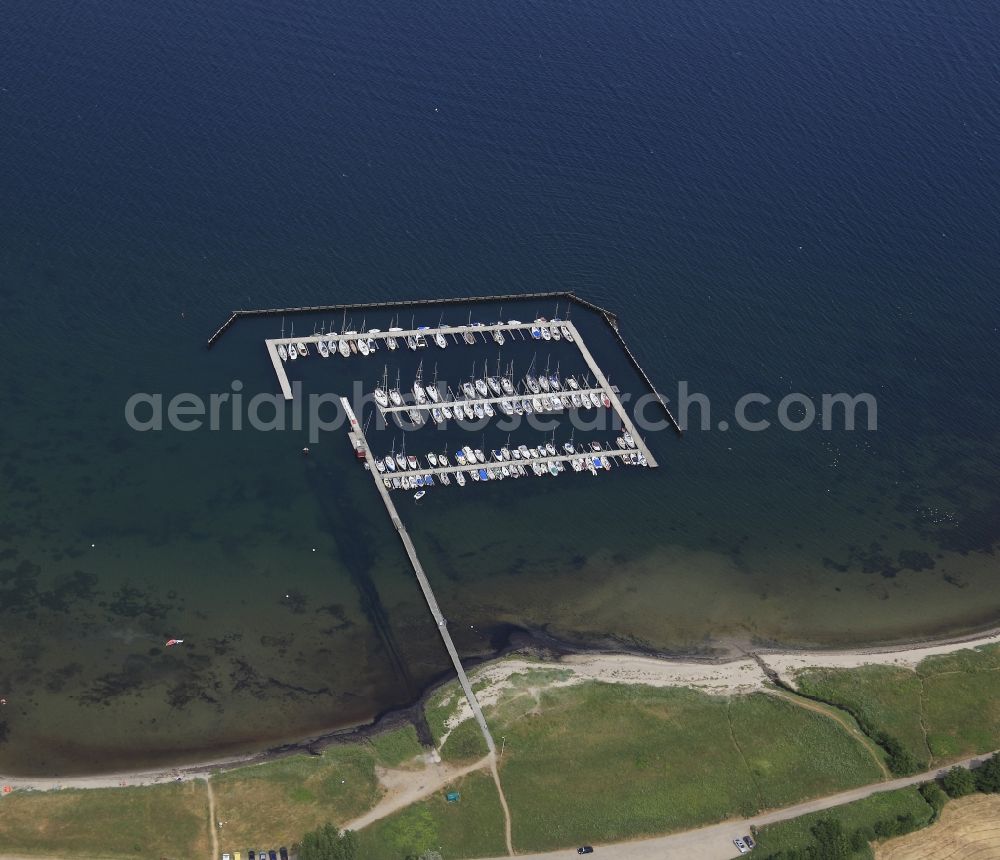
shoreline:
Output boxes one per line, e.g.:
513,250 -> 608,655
4,622 -> 1000,787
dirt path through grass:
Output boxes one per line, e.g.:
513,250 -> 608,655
489,753 -> 514,856
344,755 -> 492,831
766,689 -> 891,779
205,778 -> 219,860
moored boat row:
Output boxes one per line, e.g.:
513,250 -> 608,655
376,436 -> 646,496
274,314 -> 577,362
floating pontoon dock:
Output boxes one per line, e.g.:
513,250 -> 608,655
376,387 -> 610,413
266,319 -> 658,467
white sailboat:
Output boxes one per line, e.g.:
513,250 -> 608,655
412,361 -> 427,404
374,367 -> 390,409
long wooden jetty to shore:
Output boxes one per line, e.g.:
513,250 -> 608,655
341,398 -> 497,756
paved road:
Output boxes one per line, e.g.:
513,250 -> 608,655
480,752 -> 996,860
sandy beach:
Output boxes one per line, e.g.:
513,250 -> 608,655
4,626 -> 1000,789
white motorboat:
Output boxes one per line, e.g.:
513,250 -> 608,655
415,328 -> 429,348
500,375 -> 514,396
277,343 -> 288,361
530,323 -> 542,339
439,452 -> 450,466
455,449 -> 467,466
396,451 -> 408,471
439,472 -> 451,486
525,374 -> 540,394
358,337 -> 370,356
500,399 -> 514,416
374,387 -> 389,408
534,396 -> 545,412
492,329 -> 505,345
546,442 -> 557,456
390,388 -> 403,407
602,392 -> 612,408
408,408 -> 423,425
431,408 -> 444,424
392,477 -> 401,489
442,404 -> 453,419
427,384 -> 440,403
518,445 -> 530,460
462,445 -> 475,464
407,455 -> 418,470
339,337 -> 351,357
462,381 -> 476,399
560,324 -> 573,342
474,448 -> 486,464
623,432 -> 636,448
406,335 -> 418,351
541,324 -> 552,341
297,342 -> 308,357
344,331 -> 358,354
367,329 -> 381,351
463,328 -> 476,345
474,403 -> 485,419
549,375 -> 562,391
487,377 -> 503,396
427,453 -> 438,467
475,378 -> 488,398
563,441 -> 576,454
520,399 -> 530,415
387,326 -> 402,350
455,471 -> 466,486
567,376 -> 579,390
570,392 -> 582,408
483,402 -> 495,418
550,322 -> 561,341
435,332 -> 448,349
463,402 -> 475,420
414,490 -> 425,500
538,374 -> 550,393
501,447 -> 511,461
548,461 -> 559,476
384,456 -> 396,472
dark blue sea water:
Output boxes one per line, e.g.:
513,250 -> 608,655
1,0 -> 998,774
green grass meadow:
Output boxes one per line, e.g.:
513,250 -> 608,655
0,781 -> 210,859
355,771 -> 507,860
796,644 -> 1000,767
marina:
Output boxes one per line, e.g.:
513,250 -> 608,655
229,299 -> 669,757
209,292 -> 682,432
260,316 -> 660,468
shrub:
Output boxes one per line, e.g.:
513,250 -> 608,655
298,822 -> 357,860
941,766 -> 976,798
975,752 -> 1000,793
919,781 -> 948,817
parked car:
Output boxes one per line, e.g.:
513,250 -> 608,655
279,849 -> 289,860
734,837 -> 749,854
577,848 -> 594,855
744,834 -> 756,849
247,852 -> 255,860
269,851 -> 278,860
